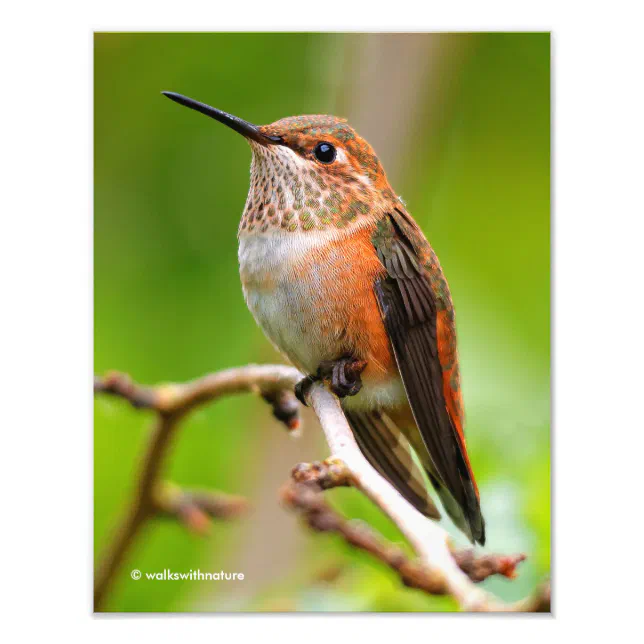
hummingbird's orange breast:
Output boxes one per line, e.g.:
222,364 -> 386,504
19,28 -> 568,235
239,222 -> 406,410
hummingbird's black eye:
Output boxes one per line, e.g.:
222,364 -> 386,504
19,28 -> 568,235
314,142 -> 336,164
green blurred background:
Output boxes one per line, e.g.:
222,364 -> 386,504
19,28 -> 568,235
94,32 -> 550,612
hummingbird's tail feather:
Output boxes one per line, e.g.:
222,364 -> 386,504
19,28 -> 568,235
426,470 -> 486,546
345,409 -> 441,520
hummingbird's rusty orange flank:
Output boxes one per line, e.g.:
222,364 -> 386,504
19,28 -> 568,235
163,92 -> 485,545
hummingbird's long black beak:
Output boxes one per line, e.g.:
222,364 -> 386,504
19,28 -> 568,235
162,91 -> 282,146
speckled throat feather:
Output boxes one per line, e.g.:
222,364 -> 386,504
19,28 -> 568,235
238,115 -> 400,236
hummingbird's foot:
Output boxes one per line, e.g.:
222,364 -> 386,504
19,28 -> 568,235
294,374 -> 318,407
318,357 -> 368,399
295,358 -> 368,405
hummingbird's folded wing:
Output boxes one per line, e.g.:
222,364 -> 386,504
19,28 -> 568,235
344,409 -> 440,520
372,210 -> 485,545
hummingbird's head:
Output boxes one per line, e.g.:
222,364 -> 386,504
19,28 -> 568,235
163,92 -> 398,235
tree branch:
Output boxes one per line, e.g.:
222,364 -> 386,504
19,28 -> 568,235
94,365 -> 302,422
93,365 -> 302,610
291,381 -> 550,612
283,461 -> 527,586
94,367 -> 550,612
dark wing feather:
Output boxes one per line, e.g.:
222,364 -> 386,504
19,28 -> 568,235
372,212 -> 485,544
345,409 -> 440,519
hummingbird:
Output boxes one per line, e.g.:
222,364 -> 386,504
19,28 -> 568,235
163,91 -> 485,545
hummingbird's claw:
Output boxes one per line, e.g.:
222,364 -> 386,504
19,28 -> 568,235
318,357 -> 367,399
294,374 -> 317,406
297,357 -> 367,404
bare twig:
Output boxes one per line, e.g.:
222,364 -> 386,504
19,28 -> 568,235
154,482 -> 249,535
283,460 -> 527,586
451,548 -> 526,584
94,365 -> 301,417
93,365 -> 302,610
